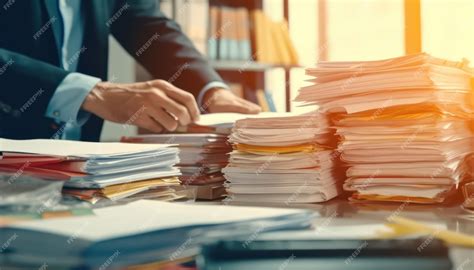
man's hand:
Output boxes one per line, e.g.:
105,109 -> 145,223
202,88 -> 261,114
82,80 -> 200,133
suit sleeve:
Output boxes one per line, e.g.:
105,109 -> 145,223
0,48 -> 69,122
109,0 -> 224,98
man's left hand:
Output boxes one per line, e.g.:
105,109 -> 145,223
202,88 -> 261,114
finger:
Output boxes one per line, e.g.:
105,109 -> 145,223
146,107 -> 179,131
158,81 -> 201,122
135,115 -> 164,133
236,99 -> 262,114
117,81 -> 150,90
155,93 -> 192,126
215,103 -> 254,114
147,90 -> 191,126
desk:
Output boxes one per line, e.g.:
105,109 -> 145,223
1,197 -> 471,269
204,199 -> 474,270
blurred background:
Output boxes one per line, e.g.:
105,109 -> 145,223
103,0 -> 474,141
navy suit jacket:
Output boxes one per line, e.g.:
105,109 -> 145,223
0,0 -> 222,141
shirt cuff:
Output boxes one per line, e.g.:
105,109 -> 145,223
197,81 -> 229,113
45,73 -> 101,125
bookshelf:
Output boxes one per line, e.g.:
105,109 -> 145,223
206,0 -> 296,112
210,61 -> 300,72
137,0 -> 298,112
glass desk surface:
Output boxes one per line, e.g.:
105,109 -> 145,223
198,198 -> 474,270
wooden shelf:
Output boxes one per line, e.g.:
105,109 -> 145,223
163,0 -> 294,112
210,60 -> 301,72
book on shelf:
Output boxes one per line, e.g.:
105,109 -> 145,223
228,7 -> 241,60
206,5 -> 298,65
236,7 -> 252,60
255,89 -> 270,112
264,89 -> 277,112
218,6 -> 231,60
169,0 -> 209,55
207,5 -> 220,59
187,0 -> 209,55
249,10 -> 298,65
160,1 -> 298,66
251,89 -> 277,112
279,21 -> 299,64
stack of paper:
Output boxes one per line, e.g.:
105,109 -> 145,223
0,200 -> 315,269
0,139 -> 182,203
122,134 -> 232,200
295,53 -> 474,204
223,112 -> 343,203
63,178 -> 182,203
177,112 -> 288,134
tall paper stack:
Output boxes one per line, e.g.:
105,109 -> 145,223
296,53 -> 474,204
122,134 -> 232,200
0,139 -> 182,203
223,112 -> 343,203
127,113 -> 296,200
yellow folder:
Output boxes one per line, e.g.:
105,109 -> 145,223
235,143 -> 324,154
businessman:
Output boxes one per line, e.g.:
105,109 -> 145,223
0,0 -> 260,141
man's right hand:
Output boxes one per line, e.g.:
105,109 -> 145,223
81,80 -> 200,133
